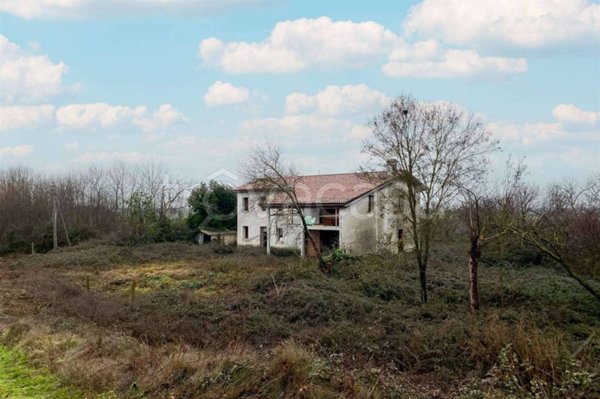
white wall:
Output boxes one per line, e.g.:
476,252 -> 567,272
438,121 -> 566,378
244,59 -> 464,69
236,192 -> 268,246
339,182 -> 413,255
268,209 -> 304,251
237,192 -> 307,252
339,195 -> 376,254
237,182 -> 414,256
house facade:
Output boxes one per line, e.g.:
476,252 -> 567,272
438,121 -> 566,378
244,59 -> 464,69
234,172 -> 413,256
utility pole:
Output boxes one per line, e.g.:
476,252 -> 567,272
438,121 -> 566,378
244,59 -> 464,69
51,184 -> 58,250
58,202 -> 71,247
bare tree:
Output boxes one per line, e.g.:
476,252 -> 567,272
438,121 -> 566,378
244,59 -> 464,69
139,162 -> 167,209
107,160 -> 138,213
498,171 -> 600,302
459,159 -> 524,313
241,144 -> 330,273
362,95 -> 499,304
158,174 -> 192,219
0,162 -> 194,253
461,187 -> 489,313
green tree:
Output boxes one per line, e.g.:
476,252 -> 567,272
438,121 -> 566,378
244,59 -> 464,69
187,181 -> 237,231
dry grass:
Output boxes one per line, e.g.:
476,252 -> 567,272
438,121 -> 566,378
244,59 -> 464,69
0,241 -> 598,398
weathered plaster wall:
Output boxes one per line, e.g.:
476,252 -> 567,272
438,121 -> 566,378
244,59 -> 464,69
269,209 -> 304,251
236,192 -> 268,246
340,182 -> 413,255
237,182 -> 415,256
339,195 -> 376,254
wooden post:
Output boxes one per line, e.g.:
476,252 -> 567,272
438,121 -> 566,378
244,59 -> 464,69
51,184 -> 58,250
58,203 -> 71,246
267,207 -> 271,255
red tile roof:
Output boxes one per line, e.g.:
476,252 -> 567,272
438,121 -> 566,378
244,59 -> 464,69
235,172 -> 388,206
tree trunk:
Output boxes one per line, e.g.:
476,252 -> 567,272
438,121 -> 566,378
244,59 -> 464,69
468,236 -> 480,313
295,204 -> 330,274
561,259 -> 600,303
419,267 -> 428,304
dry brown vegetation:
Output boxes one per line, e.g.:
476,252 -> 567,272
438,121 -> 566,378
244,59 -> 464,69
0,241 -> 598,398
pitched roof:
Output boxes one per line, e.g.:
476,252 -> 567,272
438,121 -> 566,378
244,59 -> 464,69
235,172 -> 388,206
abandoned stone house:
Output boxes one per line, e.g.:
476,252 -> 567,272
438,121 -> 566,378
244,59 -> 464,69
234,172 -> 413,256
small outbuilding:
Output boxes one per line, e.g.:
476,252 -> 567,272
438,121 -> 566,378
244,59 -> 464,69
194,228 -> 237,246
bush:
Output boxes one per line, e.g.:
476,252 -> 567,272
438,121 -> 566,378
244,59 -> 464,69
361,281 -> 402,301
212,244 -> 236,254
323,247 -> 356,264
270,247 -> 300,257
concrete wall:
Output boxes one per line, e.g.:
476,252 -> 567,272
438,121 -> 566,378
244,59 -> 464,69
268,208 -> 304,251
237,192 -> 307,252
237,183 -> 414,256
237,192 -> 268,246
339,194 -> 376,254
339,182 -> 413,255
375,182 -> 415,253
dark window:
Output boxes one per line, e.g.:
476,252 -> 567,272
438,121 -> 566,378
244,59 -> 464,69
277,228 -> 283,240
368,194 -> 374,213
243,226 -> 249,239
398,229 -> 404,251
319,208 -> 339,226
243,197 -> 249,211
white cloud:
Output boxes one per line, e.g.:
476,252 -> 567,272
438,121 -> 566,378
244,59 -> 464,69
403,0 -> 600,49
489,103 -> 600,145
0,0 -> 267,19
56,103 -> 146,129
199,16 -> 532,79
0,35 -> 68,103
134,104 -> 187,132
166,136 -> 269,169
241,114 -> 352,137
489,122 -> 564,145
286,84 -> 390,116
72,151 -> 160,164
0,144 -> 33,157
0,104 -> 55,131
203,81 -> 250,107
240,114 -> 368,143
383,40 -> 527,78
199,17 -> 399,73
56,103 -> 185,131
552,104 -> 599,125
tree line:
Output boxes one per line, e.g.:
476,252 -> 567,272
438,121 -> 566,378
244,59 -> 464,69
0,162 -> 236,254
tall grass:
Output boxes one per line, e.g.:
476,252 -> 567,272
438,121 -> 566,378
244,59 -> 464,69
0,242 -> 598,398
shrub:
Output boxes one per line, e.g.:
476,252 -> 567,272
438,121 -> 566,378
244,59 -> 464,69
490,343 -> 595,398
360,281 -> 402,301
271,247 -> 300,257
212,244 -> 236,254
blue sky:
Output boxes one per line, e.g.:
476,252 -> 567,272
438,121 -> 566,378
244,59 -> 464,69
0,0 -> 598,184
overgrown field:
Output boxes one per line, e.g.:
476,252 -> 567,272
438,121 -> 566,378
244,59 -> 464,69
0,242 -> 598,398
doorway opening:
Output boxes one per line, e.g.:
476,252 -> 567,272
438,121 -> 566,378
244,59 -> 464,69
260,226 -> 267,249
305,230 -> 339,257
398,229 -> 404,252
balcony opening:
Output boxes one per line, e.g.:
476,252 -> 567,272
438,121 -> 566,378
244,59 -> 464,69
319,208 -> 339,226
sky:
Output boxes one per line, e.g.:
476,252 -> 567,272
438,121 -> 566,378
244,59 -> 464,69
0,0 -> 599,185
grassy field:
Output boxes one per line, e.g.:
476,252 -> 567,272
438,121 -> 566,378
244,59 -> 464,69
0,345 -> 87,399
0,241 -> 598,398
